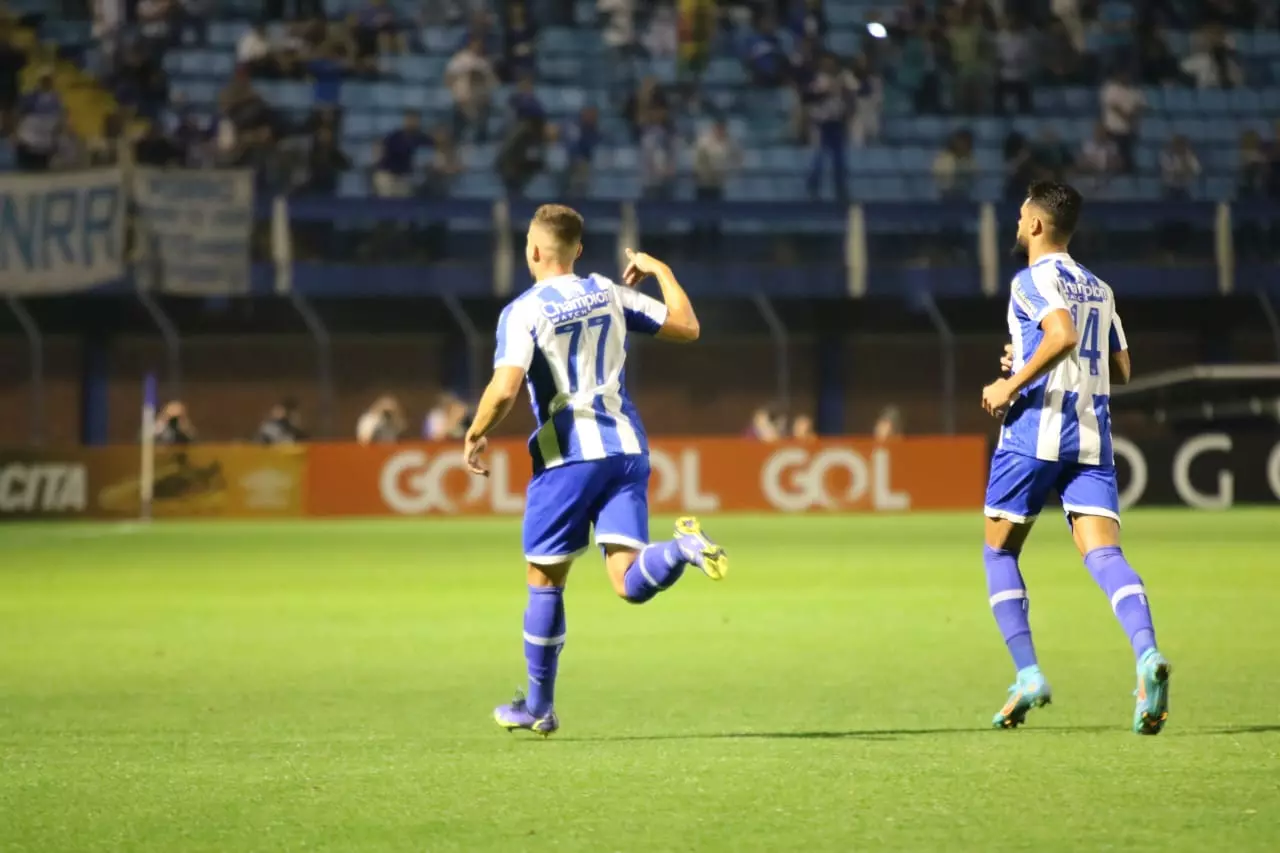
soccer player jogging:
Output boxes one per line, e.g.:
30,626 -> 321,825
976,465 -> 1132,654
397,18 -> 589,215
980,181 -> 1171,735
463,204 -> 728,737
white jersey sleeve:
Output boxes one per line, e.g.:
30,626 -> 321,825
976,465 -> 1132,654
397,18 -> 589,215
1013,263 -> 1070,324
611,279 -> 669,336
1109,309 -> 1128,352
494,299 -> 536,370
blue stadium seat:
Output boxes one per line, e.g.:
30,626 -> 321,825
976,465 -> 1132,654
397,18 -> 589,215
337,172 -> 366,198
423,26 -> 465,54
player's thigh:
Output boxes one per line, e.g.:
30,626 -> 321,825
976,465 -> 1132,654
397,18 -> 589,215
983,449 -> 1056,550
594,455 -> 652,595
593,455 -> 651,553
523,462 -> 605,572
1058,463 -> 1122,555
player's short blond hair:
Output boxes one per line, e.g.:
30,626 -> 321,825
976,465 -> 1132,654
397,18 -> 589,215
531,204 -> 584,253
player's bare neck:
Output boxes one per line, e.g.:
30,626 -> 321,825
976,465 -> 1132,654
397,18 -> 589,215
1027,242 -> 1070,267
534,265 -> 575,283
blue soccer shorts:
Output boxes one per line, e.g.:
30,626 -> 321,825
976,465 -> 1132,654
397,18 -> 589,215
984,448 -> 1121,526
522,454 -> 651,565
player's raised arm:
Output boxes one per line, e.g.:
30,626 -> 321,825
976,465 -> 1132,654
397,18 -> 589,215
621,249 -> 700,342
1109,310 -> 1132,385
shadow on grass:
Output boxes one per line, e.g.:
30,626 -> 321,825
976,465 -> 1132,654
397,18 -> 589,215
1185,724 -> 1280,736
556,724 -> 1117,743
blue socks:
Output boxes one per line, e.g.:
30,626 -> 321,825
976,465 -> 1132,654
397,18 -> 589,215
523,585 -> 565,716
1084,545 -> 1157,660
984,545 -> 1039,671
621,541 -> 687,604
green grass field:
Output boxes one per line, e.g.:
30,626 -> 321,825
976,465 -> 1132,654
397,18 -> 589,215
1,511 -> 1277,852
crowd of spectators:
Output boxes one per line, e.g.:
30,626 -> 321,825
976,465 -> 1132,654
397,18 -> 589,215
1,0 -> 1280,205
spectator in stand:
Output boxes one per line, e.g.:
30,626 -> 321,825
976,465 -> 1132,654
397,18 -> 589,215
257,399 -> 306,444
423,392 -> 470,440
0,21 -> 27,118
1051,0 -> 1086,53
785,0 -> 827,45
446,37 -> 499,143
805,52 -> 852,201
1237,130 -> 1269,198
744,15 -> 788,87
873,405 -> 901,441
172,109 -> 214,167
1032,127 -> 1073,181
356,396 -> 405,445
156,401 -> 197,445
357,0 -> 408,56
134,120 -> 183,166
1078,121 -> 1122,186
1159,135 -> 1201,200
137,0 -> 174,54
599,0 -> 638,91
791,413 -> 817,441
849,53 -> 882,147
373,110 -> 432,197
1181,25 -> 1243,89
1039,19 -> 1081,86
694,116 -> 740,201
502,2 -> 537,83
237,22 -> 275,76
303,124 -> 351,194
639,105 -> 677,199
1136,24 -> 1181,86
561,105 -> 600,197
507,73 -> 545,124
746,406 -> 783,442
624,76 -> 669,142
993,15 -> 1032,116
217,67 -> 272,161
497,110 -> 553,196
1002,131 -> 1039,201
677,0 -> 716,82
420,126 -> 461,197
947,4 -> 992,114
178,0 -> 212,47
932,128 -> 975,200
307,42 -> 347,109
15,71 -> 63,172
1100,67 -> 1144,173
642,3 -> 677,62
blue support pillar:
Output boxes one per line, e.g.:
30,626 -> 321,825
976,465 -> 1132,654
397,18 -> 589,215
81,333 -> 109,446
816,334 -> 844,436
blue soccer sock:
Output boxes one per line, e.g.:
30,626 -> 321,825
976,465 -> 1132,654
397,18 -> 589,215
984,545 -> 1039,672
1084,545 -> 1157,660
523,585 -> 566,716
622,541 -> 687,604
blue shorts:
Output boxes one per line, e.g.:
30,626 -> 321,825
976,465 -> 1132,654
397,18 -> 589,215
984,448 -> 1120,526
523,455 -> 650,565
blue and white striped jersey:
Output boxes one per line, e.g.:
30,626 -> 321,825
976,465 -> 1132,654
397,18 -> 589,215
999,252 -> 1128,466
494,273 -> 668,472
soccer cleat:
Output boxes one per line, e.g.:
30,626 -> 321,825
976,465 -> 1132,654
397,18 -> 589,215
992,665 -> 1053,729
674,516 -> 729,580
494,691 -> 559,738
1133,649 -> 1172,735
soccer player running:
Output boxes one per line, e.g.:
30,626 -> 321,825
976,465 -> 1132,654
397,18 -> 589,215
980,181 -> 1171,735
463,204 -> 728,737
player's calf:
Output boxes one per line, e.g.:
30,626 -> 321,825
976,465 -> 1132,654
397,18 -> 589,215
604,518 -> 728,605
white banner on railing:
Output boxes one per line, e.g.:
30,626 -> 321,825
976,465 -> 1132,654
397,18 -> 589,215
0,168 -> 126,294
132,168 -> 254,295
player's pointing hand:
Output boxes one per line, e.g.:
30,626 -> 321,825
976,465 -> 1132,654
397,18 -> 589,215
463,433 -> 490,477
622,249 -> 665,287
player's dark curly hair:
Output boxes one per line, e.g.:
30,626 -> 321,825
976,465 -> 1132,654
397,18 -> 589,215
1026,180 -> 1083,240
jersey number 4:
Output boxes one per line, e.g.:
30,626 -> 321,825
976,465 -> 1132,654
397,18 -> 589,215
1070,304 -> 1102,376
555,316 -> 612,392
